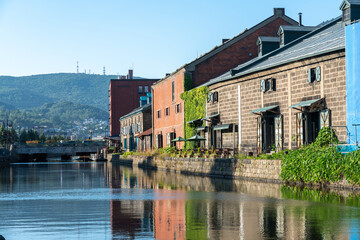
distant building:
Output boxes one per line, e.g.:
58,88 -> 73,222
119,93 -> 152,152
152,8 -> 298,148
109,69 -> 158,136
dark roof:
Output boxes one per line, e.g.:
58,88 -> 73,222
340,0 -> 360,9
152,9 -> 298,86
257,36 -> 280,45
345,0 -> 360,5
204,16 -> 344,87
119,103 -> 151,120
278,25 -> 318,33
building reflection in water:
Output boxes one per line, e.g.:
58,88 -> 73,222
107,163 -> 358,240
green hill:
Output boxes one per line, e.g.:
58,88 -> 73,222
0,73 -> 120,110
0,101 -> 108,129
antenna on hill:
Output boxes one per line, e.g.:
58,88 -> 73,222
103,66 -> 106,75
77,61 -> 79,74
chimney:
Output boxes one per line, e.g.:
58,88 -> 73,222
298,12 -> 303,26
128,69 -> 133,79
274,8 -> 285,16
222,39 -> 229,44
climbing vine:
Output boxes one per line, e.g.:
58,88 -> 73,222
183,73 -> 193,92
180,86 -> 209,149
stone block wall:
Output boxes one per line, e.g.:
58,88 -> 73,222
117,155 -> 282,183
207,51 -> 347,155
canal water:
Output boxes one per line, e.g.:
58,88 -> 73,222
0,161 -> 359,240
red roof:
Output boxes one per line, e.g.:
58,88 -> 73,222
136,128 -> 152,138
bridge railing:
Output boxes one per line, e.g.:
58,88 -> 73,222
14,141 -> 106,148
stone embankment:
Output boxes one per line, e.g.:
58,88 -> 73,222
110,155 -> 360,191
0,156 -> 18,165
114,155 -> 282,183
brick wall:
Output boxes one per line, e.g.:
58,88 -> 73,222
109,79 -> 157,136
152,69 -> 186,148
191,18 -> 296,88
207,51 -> 346,154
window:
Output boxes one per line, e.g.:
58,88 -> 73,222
137,122 -> 141,132
124,138 -> 127,149
308,67 -> 321,83
172,81 -> 175,101
260,78 -> 276,92
145,86 -> 149,93
138,86 -> 143,94
165,107 -> 170,116
343,7 -> 350,21
157,110 -> 161,119
175,103 -> 181,113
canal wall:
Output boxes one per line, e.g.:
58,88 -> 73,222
114,156 -> 282,183
112,155 -> 360,190
0,155 -> 18,165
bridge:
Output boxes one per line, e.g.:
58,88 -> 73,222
14,142 -> 106,161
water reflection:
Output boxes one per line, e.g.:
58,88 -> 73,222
0,162 -> 358,239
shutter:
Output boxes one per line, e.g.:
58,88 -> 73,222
260,80 -> 266,92
274,115 -> 283,152
166,133 -> 170,146
316,67 -> 321,82
296,112 -> 303,148
257,117 -> 262,154
308,69 -> 312,83
320,109 -> 331,128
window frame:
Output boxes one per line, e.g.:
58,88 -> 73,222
172,81 -> 175,101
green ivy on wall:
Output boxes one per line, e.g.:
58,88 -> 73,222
180,86 -> 209,149
183,73 -> 193,92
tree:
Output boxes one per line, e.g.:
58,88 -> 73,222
39,133 -> 46,143
19,130 -> 28,143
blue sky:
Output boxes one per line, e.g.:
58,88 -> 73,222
0,0 -> 342,78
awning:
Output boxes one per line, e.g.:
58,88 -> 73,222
196,126 -> 207,131
202,113 -> 220,120
213,124 -> 232,131
187,118 -> 203,124
187,135 -> 206,141
289,98 -> 322,109
250,105 -> 278,114
136,128 -> 152,138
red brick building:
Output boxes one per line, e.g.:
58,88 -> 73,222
152,8 -> 298,148
109,70 -> 159,136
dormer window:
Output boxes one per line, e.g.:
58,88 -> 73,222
343,7 -> 351,21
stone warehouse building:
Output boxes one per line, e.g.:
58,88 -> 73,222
152,8 -> 299,149
202,1 -> 360,155
109,69 -> 158,136
119,94 -> 152,152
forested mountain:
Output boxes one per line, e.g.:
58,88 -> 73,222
0,101 -> 108,129
0,73 -> 119,110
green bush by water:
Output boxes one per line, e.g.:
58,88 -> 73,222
280,127 -> 360,185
